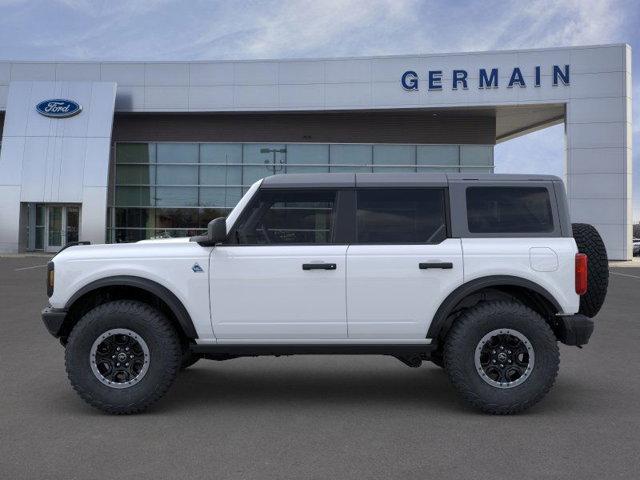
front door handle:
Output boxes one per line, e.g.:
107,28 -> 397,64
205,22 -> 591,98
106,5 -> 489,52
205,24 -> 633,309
419,262 -> 453,270
302,263 -> 337,271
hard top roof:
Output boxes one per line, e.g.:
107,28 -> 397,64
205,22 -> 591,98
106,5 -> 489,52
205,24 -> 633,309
261,172 -> 561,188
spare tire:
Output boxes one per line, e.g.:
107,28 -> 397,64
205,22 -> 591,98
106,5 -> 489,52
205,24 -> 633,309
572,223 -> 609,317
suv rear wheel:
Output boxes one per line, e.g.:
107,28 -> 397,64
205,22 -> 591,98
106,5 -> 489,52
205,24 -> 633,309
65,300 -> 181,414
444,301 -> 559,414
572,222 -> 609,317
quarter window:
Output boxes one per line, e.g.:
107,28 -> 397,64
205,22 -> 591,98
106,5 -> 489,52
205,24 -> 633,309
235,190 -> 337,245
356,189 -> 447,244
466,187 -> 554,233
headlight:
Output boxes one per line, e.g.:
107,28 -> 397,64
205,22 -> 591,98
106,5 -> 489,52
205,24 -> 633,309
47,262 -> 54,297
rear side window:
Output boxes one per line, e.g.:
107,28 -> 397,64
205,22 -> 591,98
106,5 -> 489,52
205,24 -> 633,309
466,187 -> 554,233
235,190 -> 336,244
356,189 -> 447,244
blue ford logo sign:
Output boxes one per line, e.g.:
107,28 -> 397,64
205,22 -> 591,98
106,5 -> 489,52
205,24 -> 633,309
36,99 -> 82,118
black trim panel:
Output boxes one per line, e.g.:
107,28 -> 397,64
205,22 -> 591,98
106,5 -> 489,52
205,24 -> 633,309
65,276 -> 198,339
554,314 -> 594,346
426,275 -> 563,339
41,307 -> 68,337
191,343 -> 437,356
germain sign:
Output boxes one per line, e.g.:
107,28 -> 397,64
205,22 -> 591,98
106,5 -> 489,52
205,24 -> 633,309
401,65 -> 570,91
36,99 -> 82,118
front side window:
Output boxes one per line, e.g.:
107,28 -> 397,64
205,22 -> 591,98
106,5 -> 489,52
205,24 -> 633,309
235,190 -> 337,245
356,189 -> 447,244
466,187 -> 554,233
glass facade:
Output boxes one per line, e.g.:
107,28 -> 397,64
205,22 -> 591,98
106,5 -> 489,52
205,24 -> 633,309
109,142 -> 493,242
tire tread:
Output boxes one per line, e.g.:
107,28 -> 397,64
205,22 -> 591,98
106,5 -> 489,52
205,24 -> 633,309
65,300 -> 181,415
444,301 -> 559,415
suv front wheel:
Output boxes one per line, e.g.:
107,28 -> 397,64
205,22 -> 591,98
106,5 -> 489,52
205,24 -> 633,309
65,300 -> 182,414
444,301 -> 559,414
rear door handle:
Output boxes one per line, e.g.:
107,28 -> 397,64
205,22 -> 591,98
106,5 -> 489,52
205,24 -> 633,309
302,263 -> 337,271
419,262 -> 453,270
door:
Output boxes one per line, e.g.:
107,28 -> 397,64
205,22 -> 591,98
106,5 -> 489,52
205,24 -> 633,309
45,206 -> 64,252
210,188 -> 348,340
40,205 -> 81,252
346,188 -> 463,340
65,206 -> 80,244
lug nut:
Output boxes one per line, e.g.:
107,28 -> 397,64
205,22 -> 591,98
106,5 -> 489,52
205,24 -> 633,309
125,363 -> 129,367
112,355 -> 115,359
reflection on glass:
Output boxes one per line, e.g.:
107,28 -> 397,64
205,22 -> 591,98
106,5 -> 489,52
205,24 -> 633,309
112,142 -> 493,243
460,145 -> 494,172
286,144 -> 329,173
329,145 -> 371,172
66,207 -> 80,243
48,207 -> 63,247
417,145 -> 460,172
373,145 -> 416,172
157,143 -> 198,164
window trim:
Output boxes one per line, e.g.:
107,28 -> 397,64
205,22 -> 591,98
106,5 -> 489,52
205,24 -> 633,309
353,187 -> 451,245
448,182 -> 562,238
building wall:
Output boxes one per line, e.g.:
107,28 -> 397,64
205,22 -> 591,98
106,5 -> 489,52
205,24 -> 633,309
0,44 -> 633,258
0,81 -> 116,252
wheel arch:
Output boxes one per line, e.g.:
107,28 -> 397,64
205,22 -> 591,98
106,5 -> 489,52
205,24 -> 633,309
427,275 -> 562,342
61,276 -> 198,342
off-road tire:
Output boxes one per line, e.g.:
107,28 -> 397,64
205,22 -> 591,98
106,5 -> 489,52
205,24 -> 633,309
444,301 -> 559,414
65,300 -> 181,414
572,223 -> 609,317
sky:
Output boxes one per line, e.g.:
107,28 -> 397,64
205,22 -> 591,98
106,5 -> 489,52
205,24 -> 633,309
0,0 -> 638,219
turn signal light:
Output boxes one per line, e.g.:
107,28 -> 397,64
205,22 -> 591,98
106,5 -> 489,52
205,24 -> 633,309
575,253 -> 588,295
47,262 -> 55,297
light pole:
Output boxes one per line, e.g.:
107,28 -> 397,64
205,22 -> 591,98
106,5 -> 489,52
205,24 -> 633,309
260,147 -> 287,174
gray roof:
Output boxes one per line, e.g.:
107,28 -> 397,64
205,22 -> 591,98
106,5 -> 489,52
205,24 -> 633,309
260,172 -> 561,188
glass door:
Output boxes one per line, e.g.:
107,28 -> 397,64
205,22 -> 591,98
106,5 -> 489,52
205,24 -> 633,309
37,205 -> 81,252
46,207 -> 64,252
66,206 -> 80,244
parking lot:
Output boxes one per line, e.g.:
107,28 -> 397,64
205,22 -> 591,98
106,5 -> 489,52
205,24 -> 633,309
1,255 -> 639,479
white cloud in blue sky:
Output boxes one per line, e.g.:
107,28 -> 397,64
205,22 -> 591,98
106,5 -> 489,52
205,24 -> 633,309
0,0 -> 638,218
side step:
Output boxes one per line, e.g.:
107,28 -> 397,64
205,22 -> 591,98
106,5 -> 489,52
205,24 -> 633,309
191,343 -> 437,357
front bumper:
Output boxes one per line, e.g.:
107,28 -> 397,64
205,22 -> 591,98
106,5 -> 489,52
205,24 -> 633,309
41,307 -> 68,338
555,314 -> 594,347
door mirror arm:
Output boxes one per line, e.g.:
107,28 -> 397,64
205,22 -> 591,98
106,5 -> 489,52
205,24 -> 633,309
190,217 -> 227,246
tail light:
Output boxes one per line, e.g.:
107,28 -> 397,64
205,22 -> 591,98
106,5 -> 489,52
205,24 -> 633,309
575,253 -> 588,295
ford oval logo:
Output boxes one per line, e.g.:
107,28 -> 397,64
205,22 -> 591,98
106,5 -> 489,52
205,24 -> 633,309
36,99 -> 82,118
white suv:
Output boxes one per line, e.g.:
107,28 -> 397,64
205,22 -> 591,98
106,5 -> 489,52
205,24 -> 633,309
42,173 -> 608,414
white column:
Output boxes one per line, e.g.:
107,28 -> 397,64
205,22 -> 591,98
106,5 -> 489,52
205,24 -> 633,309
565,45 -> 632,260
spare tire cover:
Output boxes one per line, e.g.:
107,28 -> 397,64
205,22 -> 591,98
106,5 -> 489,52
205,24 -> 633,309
572,223 -> 609,317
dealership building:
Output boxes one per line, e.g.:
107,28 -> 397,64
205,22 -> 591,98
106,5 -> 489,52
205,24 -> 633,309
0,44 -> 633,258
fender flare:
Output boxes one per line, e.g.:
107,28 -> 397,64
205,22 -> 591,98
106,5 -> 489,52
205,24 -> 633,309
65,275 -> 198,339
426,275 -> 562,340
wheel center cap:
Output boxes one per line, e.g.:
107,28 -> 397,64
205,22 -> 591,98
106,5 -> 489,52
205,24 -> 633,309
117,352 -> 128,362
497,352 -> 508,363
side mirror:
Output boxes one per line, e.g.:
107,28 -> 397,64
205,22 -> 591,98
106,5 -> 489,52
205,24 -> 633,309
190,217 -> 227,246
208,217 -> 227,244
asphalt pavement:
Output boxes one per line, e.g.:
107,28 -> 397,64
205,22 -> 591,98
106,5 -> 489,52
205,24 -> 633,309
1,255 -> 639,479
